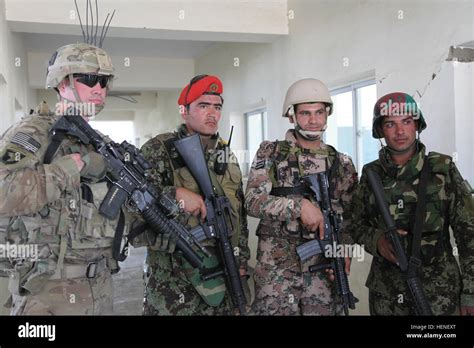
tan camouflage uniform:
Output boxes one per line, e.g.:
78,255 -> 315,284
138,124 -> 250,315
0,43 -> 127,316
245,129 -> 357,315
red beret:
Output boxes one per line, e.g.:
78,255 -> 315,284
178,75 -> 223,106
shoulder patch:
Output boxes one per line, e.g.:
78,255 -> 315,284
1,149 -> 26,164
254,159 -> 265,170
10,132 -> 41,153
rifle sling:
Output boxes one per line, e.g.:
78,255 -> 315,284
44,130 -> 66,164
407,158 -> 431,278
270,185 -> 311,197
112,209 -> 127,262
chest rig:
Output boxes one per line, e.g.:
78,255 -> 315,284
269,140 -> 343,200
158,132 -> 242,245
155,132 -> 244,307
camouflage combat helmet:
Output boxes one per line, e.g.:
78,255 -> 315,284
45,42 -> 114,90
372,92 -> 427,139
282,78 -> 333,141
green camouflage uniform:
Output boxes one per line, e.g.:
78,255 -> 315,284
139,124 -> 250,315
245,129 -> 358,315
350,142 -> 474,315
0,105 -> 129,315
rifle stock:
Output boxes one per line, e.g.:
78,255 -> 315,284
174,134 -> 247,315
366,168 -> 432,315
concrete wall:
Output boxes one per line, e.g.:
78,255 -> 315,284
134,90 -> 182,147
196,0 -> 473,315
6,0 -> 288,41
0,0 -> 35,134
453,62 -> 473,185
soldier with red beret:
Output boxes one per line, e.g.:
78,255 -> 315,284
138,75 -> 251,315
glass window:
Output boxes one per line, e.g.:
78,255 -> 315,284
326,90 -> 355,160
326,80 -> 378,173
245,109 -> 266,175
356,84 -> 379,170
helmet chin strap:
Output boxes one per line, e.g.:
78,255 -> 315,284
290,112 -> 326,141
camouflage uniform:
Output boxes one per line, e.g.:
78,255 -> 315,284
0,40 -> 128,315
139,124 -> 250,315
245,129 -> 357,315
0,105 -> 129,315
350,143 -> 474,315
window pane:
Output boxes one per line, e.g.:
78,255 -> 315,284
326,91 -> 355,160
356,84 -> 378,170
263,111 -> 268,140
247,112 -> 263,174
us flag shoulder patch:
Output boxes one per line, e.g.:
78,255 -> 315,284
11,132 -> 41,153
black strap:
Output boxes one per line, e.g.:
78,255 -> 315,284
127,221 -> 148,242
326,151 -> 341,199
270,184 -> 311,197
112,209 -> 127,262
407,158 -> 431,277
43,131 -> 66,164
163,137 -> 185,169
80,184 -> 94,203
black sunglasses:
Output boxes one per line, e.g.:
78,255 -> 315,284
73,74 -> 112,88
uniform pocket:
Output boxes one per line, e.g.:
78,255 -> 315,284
20,212 -> 59,245
75,182 -> 116,246
177,168 -> 199,191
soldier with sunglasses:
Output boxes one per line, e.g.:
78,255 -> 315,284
137,74 -> 251,315
0,42 -> 131,315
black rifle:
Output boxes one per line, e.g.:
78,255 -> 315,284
50,115 -> 208,269
295,173 -> 358,315
366,169 -> 432,315
174,134 -> 247,315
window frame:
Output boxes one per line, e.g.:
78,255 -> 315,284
329,79 -> 376,172
244,108 -> 267,175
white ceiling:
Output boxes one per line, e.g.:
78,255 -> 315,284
22,33 -> 216,59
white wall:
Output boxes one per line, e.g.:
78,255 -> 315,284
134,90 -> 182,147
197,0 -> 472,145
453,62 -> 473,185
196,0 -> 473,315
0,0 -> 35,134
6,0 -> 288,41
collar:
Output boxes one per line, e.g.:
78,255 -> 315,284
284,129 -> 328,155
177,123 -> 220,152
379,141 -> 426,180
